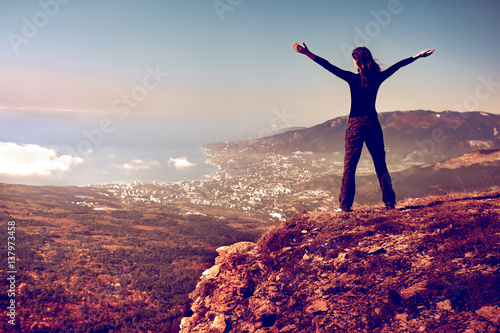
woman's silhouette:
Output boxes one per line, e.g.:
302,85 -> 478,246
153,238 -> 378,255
293,42 -> 434,212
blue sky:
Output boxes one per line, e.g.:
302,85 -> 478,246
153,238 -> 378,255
0,0 -> 499,185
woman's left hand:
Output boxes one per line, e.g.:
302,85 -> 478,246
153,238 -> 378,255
293,42 -> 310,55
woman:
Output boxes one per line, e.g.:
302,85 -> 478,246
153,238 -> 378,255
293,42 -> 434,212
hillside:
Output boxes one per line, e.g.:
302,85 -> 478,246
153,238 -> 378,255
0,183 -> 265,332
293,148 -> 500,208
180,191 -> 500,332
204,110 -> 500,163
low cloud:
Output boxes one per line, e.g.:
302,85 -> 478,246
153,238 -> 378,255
0,142 -> 83,176
167,157 -> 196,170
115,159 -> 159,171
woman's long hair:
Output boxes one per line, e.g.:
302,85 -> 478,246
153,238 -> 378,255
352,47 -> 381,87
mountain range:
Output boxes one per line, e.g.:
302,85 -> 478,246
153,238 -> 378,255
204,110 -> 500,164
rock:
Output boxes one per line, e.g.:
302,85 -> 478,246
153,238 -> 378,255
211,313 -> 226,333
306,299 -> 328,314
202,264 -> 221,280
250,298 -> 277,322
334,252 -> 347,268
437,299 -> 452,311
191,296 -> 203,312
395,312 -> 408,322
395,312 -> 408,330
476,305 -> 500,325
400,280 -> 427,299
368,246 -> 387,255
179,317 -> 192,331
216,241 -> 257,258
469,319 -> 488,332
464,251 -> 475,258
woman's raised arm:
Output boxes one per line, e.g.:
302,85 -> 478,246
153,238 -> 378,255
381,49 -> 435,81
293,42 -> 352,80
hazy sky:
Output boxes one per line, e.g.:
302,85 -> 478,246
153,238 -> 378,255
1,0 -> 499,185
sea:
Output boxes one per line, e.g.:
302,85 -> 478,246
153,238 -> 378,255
0,110 -> 273,186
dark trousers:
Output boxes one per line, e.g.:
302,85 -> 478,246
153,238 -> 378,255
339,116 -> 396,210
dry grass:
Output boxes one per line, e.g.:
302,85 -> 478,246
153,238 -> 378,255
251,190 -> 500,331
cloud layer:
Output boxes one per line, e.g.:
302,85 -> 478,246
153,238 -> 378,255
115,159 -> 159,171
167,157 -> 196,170
0,142 -> 83,176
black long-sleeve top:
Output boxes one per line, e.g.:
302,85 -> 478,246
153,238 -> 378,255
313,56 -> 415,118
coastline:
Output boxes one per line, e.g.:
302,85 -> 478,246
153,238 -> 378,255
200,145 -> 221,173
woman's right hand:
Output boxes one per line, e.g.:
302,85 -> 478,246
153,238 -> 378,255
414,49 -> 435,59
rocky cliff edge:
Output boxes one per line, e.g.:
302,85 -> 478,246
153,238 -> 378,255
180,191 -> 500,333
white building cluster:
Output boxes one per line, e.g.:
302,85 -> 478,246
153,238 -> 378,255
97,152 -> 343,220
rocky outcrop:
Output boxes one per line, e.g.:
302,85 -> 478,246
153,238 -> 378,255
180,241 -> 269,332
180,191 -> 500,332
